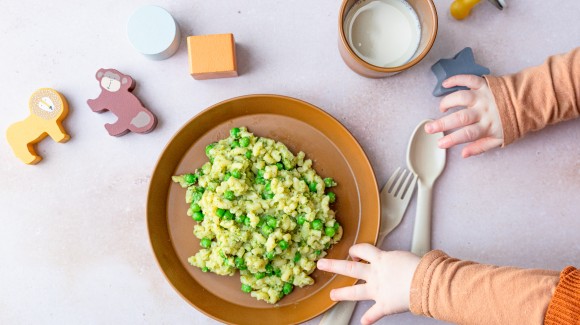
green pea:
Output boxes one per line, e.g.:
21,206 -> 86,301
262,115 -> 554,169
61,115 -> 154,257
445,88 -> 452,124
265,251 -> 275,260
311,219 -> 323,230
240,137 -> 250,147
205,143 -> 216,157
231,170 -> 241,179
309,181 -> 317,192
241,284 -> 252,293
255,177 -> 266,185
324,177 -> 336,188
231,140 -> 240,148
224,172 -> 231,181
262,191 -> 274,200
196,187 -> 206,194
262,182 -> 274,199
209,157 -> 214,164
324,227 -> 336,237
266,215 -> 277,228
245,150 -> 252,159
293,252 -> 301,262
334,222 -> 340,231
315,250 -> 322,256
274,268 -> 282,277
235,257 -> 246,270
192,211 -> 204,222
200,238 -> 211,248
224,210 -> 234,220
224,190 -> 235,201
235,214 -> 244,223
243,216 -> 252,227
190,202 -> 201,212
230,127 -> 241,138
261,224 -> 273,236
327,192 -> 336,203
216,208 -> 226,218
283,282 -> 293,295
278,240 -> 289,250
257,169 -> 265,177
255,272 -> 265,279
184,173 -> 197,184
276,162 -> 284,170
202,267 -> 209,272
296,214 -> 306,225
265,264 -> 274,275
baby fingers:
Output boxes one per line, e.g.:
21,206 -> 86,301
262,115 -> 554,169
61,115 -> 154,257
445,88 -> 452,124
349,243 -> 381,263
439,90 -> 477,112
317,258 -> 371,281
361,303 -> 387,325
442,74 -> 486,90
438,124 -> 484,149
425,109 -> 479,133
330,283 -> 373,302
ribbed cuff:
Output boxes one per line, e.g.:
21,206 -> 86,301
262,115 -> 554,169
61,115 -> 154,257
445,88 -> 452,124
409,250 -> 449,317
545,266 -> 580,325
484,75 -> 519,146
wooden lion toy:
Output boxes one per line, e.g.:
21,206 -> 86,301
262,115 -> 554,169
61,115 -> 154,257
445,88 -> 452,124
6,88 -> 70,164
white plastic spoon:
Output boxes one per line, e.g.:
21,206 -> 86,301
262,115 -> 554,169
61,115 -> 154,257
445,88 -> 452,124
407,119 -> 446,256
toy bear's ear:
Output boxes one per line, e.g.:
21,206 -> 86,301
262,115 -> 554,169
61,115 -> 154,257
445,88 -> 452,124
96,70 -> 104,79
121,77 -> 128,84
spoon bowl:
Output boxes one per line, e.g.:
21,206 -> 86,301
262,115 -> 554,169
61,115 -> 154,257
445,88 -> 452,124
406,119 -> 446,256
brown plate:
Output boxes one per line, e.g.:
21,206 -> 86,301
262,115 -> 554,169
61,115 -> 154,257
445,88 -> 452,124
147,94 -> 380,324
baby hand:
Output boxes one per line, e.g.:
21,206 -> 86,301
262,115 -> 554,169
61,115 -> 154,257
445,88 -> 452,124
317,244 -> 420,325
425,75 -> 504,158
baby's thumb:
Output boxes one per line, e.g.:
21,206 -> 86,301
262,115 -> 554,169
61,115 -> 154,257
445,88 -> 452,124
360,303 -> 386,325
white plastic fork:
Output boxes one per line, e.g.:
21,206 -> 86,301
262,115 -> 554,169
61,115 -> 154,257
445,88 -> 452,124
319,167 -> 418,325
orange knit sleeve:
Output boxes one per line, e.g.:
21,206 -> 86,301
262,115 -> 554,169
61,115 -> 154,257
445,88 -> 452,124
484,47 -> 580,146
409,250 -> 560,324
545,266 -> 580,324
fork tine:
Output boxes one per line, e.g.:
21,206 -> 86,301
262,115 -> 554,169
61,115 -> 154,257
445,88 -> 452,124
399,172 -> 418,200
382,167 -> 401,193
391,169 -> 408,195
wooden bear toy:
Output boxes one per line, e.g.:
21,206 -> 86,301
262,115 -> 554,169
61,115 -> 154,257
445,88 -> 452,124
87,68 -> 157,136
6,88 -> 70,165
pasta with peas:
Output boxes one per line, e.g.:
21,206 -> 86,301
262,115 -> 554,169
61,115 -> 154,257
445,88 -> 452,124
172,127 -> 341,304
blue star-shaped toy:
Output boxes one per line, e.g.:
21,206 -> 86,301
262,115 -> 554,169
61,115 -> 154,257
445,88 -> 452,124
431,47 -> 490,97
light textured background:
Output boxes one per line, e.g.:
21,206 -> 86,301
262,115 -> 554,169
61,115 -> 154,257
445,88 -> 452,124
1,1 -> 579,324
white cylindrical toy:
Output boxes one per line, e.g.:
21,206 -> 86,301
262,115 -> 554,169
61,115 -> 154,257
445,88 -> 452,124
127,5 -> 181,60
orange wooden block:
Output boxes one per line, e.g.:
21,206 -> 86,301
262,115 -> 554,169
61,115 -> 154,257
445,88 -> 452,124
187,33 -> 238,80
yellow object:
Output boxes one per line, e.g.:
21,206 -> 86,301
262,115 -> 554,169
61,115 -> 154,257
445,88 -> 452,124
6,88 -> 70,164
187,33 -> 238,80
450,0 -> 482,20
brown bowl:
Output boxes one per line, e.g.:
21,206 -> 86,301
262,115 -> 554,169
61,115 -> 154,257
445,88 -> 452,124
338,0 -> 438,78
147,94 -> 380,324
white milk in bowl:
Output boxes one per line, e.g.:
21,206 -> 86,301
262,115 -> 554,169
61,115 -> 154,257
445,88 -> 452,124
344,0 -> 421,68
